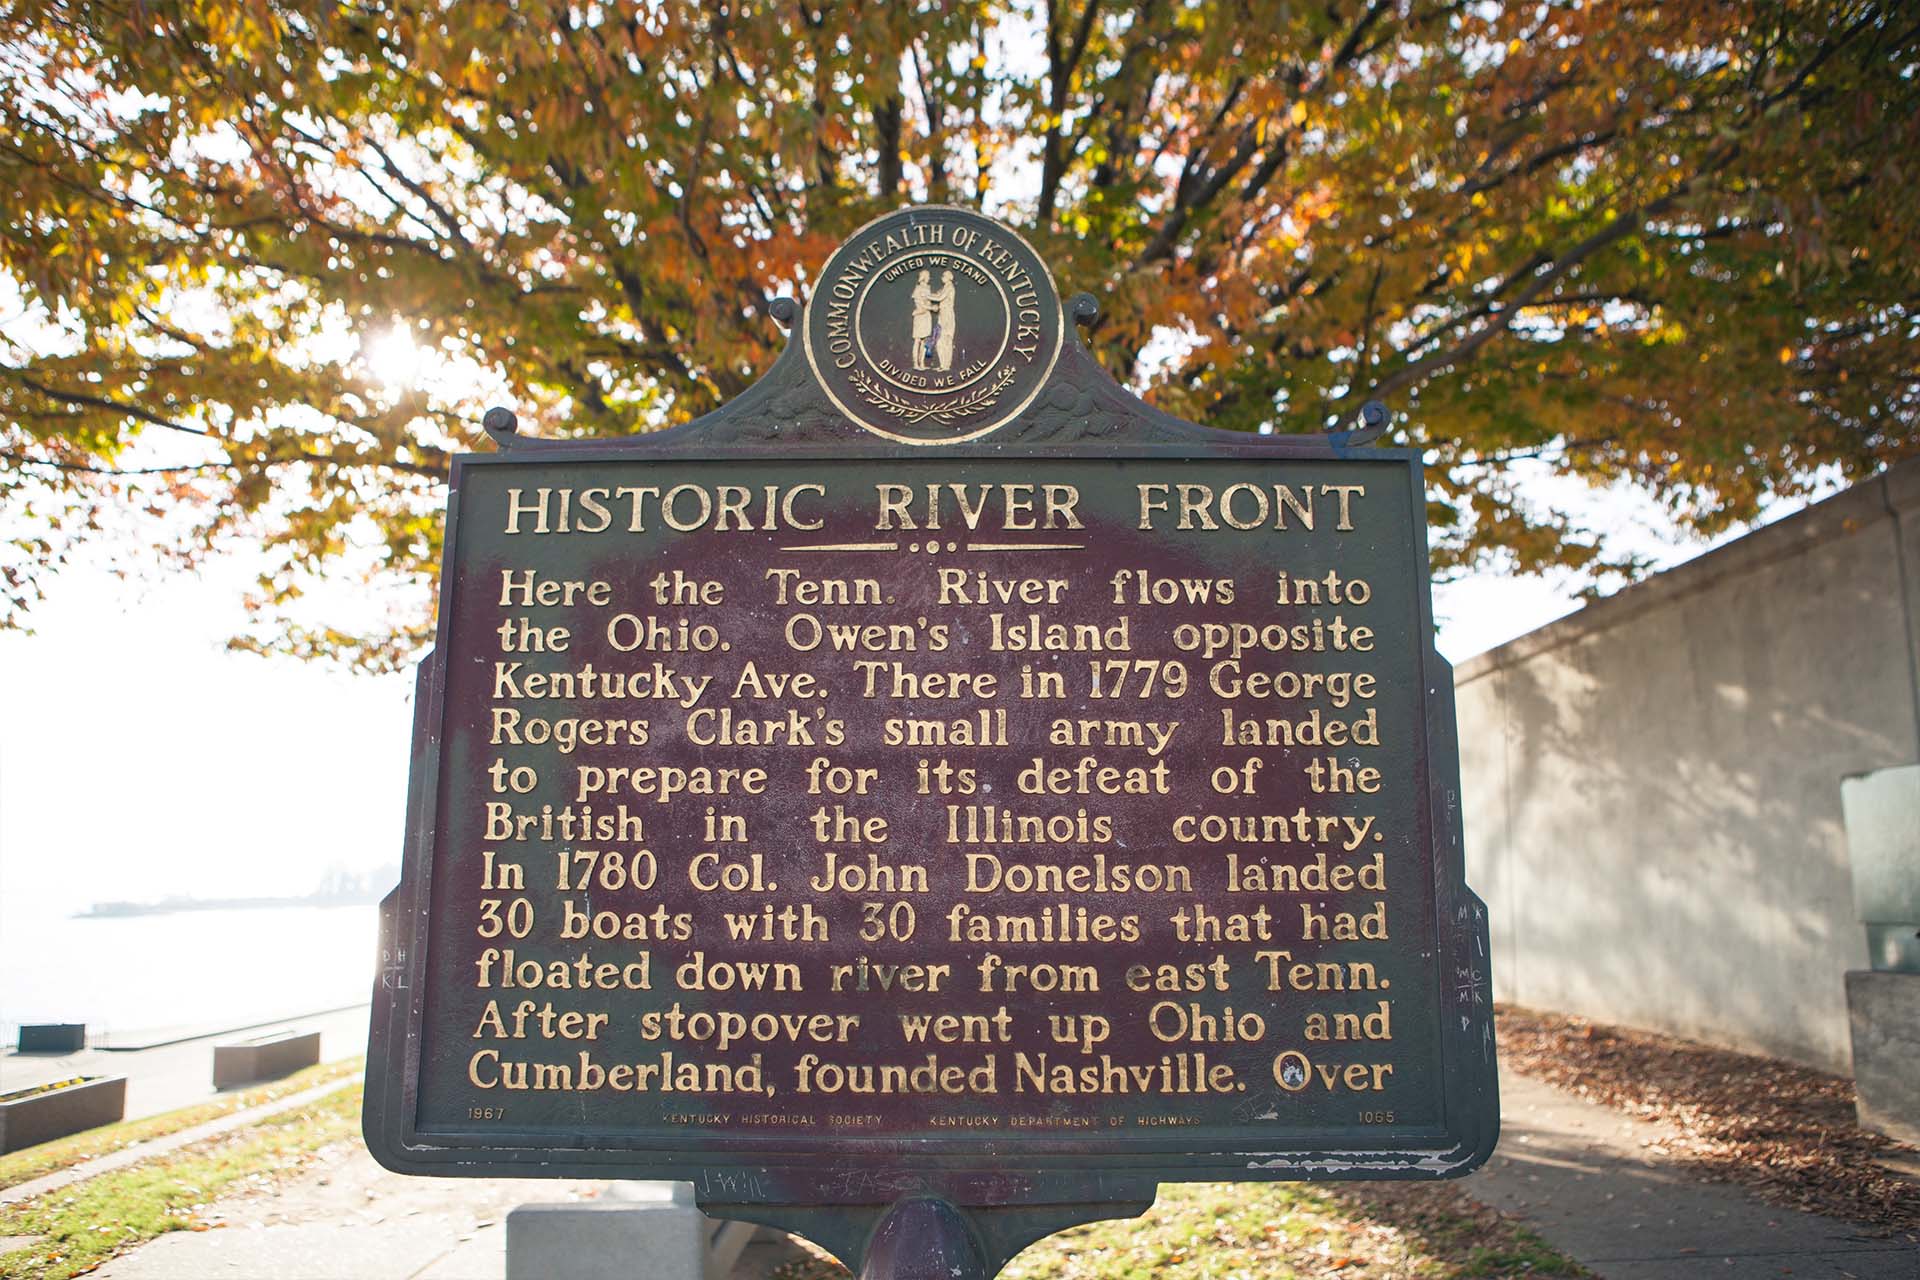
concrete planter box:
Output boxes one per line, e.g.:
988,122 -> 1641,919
212,1029 -> 321,1088
16,1024 -> 86,1054
0,1075 -> 126,1153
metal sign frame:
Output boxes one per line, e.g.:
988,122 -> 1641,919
365,207 -> 1497,1276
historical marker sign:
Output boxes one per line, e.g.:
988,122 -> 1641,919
366,207 -> 1497,1273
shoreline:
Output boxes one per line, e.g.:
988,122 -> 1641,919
2,1003 -> 371,1057
72,894 -> 385,920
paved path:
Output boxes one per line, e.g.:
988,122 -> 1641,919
1472,1069 -> 1918,1278
91,1144 -> 603,1280
88,1147 -> 803,1280
15,1054 -> 1917,1279
0,1005 -> 371,1122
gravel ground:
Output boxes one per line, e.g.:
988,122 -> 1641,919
1496,1004 -> 1920,1240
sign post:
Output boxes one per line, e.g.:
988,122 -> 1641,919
365,206 -> 1498,1277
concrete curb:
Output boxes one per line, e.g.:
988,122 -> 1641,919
91,1005 -> 371,1053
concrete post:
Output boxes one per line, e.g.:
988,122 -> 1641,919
1840,763 -> 1920,1144
507,1181 -> 741,1280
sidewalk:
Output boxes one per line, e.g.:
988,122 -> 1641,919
1470,1069 -> 1917,1278
89,1155 -> 807,1280
90,1152 -> 606,1280
23,1055 -> 1919,1279
0,1006 -> 371,1122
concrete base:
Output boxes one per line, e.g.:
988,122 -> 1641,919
507,1181 -> 764,1280
1845,969 -> 1920,1146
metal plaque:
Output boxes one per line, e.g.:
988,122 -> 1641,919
365,206 -> 1497,1274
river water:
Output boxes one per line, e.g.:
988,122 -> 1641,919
0,902 -> 380,1042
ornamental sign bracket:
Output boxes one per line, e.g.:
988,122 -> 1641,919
367,205 -> 1497,1280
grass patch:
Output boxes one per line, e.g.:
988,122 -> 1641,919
1331,1182 -> 1590,1278
0,1081 -> 361,1280
0,1057 -> 362,1193
771,1181 -> 1589,1280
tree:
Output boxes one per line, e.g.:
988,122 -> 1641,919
3,0 -> 1915,668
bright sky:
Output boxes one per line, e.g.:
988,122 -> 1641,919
0,549 -> 416,917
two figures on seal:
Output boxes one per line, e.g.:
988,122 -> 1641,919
911,269 -> 957,372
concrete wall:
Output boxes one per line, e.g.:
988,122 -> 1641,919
1458,457 -> 1920,1073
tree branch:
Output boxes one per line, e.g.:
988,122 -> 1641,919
1037,0 -> 1103,218
7,375 -> 212,437
876,93 -> 905,198
0,450 -> 227,476
1354,165 -> 1715,408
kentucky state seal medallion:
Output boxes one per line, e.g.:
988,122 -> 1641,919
803,206 -> 1063,444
